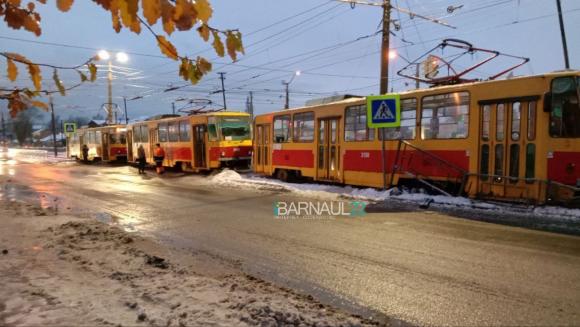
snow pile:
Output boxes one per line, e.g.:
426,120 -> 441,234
7,148 -> 72,164
207,170 -> 580,220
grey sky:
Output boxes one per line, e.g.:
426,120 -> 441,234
1,0 -> 579,121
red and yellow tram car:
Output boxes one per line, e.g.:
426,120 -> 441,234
253,71 -> 580,205
127,112 -> 252,171
68,124 -> 128,162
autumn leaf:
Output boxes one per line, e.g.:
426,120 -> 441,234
88,63 -> 97,82
196,56 -> 212,74
27,63 -> 42,91
31,100 -> 49,111
142,0 -> 161,25
194,0 -> 212,23
212,30 -> 224,58
160,0 -> 175,35
179,58 -> 189,80
7,58 -> 18,82
157,35 -> 178,60
197,24 -> 210,42
78,70 -> 88,82
187,61 -> 202,85
56,0 -> 74,12
53,69 -> 66,96
119,0 -> 138,29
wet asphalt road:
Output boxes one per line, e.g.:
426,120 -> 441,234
2,158 -> 580,326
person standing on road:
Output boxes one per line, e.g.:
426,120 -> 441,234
137,144 -> 146,174
153,143 -> 165,174
82,144 -> 89,163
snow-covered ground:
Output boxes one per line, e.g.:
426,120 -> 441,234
0,200 -> 379,326
5,148 -> 73,164
206,170 -> 580,222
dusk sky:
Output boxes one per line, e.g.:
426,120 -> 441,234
1,0 -> 579,121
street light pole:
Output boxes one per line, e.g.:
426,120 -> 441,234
283,71 -> 301,109
123,96 -> 129,124
49,96 -> 58,158
107,60 -> 113,124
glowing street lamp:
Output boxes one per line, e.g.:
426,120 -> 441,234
97,50 -> 129,124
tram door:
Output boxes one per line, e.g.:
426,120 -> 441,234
126,130 -> 134,162
254,124 -> 271,174
478,100 -> 537,201
102,133 -> 110,161
193,124 -> 207,168
317,118 -> 340,181
149,128 -> 158,161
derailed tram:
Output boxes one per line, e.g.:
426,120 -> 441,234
127,112 -> 252,171
253,70 -> 580,206
68,124 -> 128,162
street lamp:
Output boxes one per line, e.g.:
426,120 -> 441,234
283,70 -> 301,109
97,50 -> 129,124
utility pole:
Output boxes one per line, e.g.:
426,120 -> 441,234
123,97 -> 129,124
380,0 -> 391,95
246,91 -> 254,118
172,102 -> 176,115
107,60 -> 114,124
284,81 -> 290,109
218,72 -> 227,110
1,109 -> 5,146
49,96 -> 58,158
556,0 -> 570,69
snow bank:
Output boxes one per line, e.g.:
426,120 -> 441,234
207,170 -> 580,220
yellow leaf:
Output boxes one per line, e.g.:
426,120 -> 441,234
194,0 -> 212,23
31,100 -> 49,111
187,61 -> 201,85
160,0 -> 175,35
119,0 -> 138,29
53,69 -> 66,96
77,70 -> 88,82
130,17 -> 141,33
196,56 -> 212,74
179,58 -> 189,80
197,24 -> 210,42
174,0 -> 195,31
142,0 -> 161,25
56,0 -> 74,12
88,63 -> 97,82
7,58 -> 18,82
157,35 -> 178,60
226,31 -> 238,61
212,31 -> 224,58
27,63 -> 42,91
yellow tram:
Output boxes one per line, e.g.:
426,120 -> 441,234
253,71 -> 580,205
127,112 -> 252,171
68,124 -> 128,162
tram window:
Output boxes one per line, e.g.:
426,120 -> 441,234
273,115 -> 291,143
480,145 -> 489,181
345,105 -> 374,141
119,133 -> 127,144
421,92 -> 469,139
109,134 -> 118,144
133,127 -> 141,143
527,102 -> 536,140
509,144 -> 520,184
549,76 -> 580,138
383,98 -> 416,140
494,144 -> 504,182
158,123 -> 168,142
293,112 -> 314,142
481,105 -> 491,141
141,125 -> 149,142
168,122 -> 179,142
525,144 -> 535,183
496,104 -> 505,141
207,117 -> 218,141
511,102 -> 521,141
95,131 -> 102,143
179,121 -> 190,141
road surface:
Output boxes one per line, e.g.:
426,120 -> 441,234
1,156 -> 580,326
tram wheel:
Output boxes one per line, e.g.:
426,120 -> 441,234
276,169 -> 290,182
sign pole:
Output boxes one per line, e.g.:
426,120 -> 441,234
380,0 -> 391,190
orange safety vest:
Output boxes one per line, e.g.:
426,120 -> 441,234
154,147 -> 165,157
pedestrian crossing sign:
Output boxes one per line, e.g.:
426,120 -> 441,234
64,122 -> 76,136
366,94 -> 401,128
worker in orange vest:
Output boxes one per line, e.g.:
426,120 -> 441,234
153,143 -> 165,174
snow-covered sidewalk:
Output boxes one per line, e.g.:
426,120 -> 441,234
0,200 -> 380,327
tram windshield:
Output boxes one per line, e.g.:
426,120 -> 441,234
549,76 -> 580,138
219,116 -> 251,141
